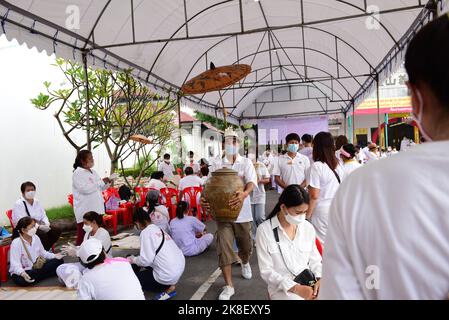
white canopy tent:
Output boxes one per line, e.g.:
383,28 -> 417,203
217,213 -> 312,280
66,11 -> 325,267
0,0 -> 444,126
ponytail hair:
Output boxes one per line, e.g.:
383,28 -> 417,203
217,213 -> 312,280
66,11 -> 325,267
176,201 -> 189,219
267,185 -> 309,220
73,150 -> 92,171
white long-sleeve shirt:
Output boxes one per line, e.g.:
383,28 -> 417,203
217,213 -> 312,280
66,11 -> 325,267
72,167 -> 108,223
12,197 -> 50,227
77,258 -> 145,300
256,215 -> 322,300
135,224 -> 185,285
9,235 -> 56,275
319,140 -> 449,300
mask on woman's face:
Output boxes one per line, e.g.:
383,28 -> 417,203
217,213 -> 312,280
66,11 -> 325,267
24,191 -> 36,200
283,207 -> 306,225
225,144 -> 238,156
82,224 -> 93,234
287,143 -> 299,153
26,225 -> 38,237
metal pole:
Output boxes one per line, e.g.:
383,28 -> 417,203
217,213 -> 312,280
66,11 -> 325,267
218,90 -> 227,129
376,74 -> 381,145
343,112 -> 347,137
82,51 -> 91,151
385,113 -> 389,148
352,103 -> 356,144
177,95 -> 182,163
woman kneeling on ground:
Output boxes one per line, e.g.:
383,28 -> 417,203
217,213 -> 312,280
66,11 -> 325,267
56,211 -> 113,288
127,207 -> 185,300
170,201 -> 213,257
9,216 -> 64,286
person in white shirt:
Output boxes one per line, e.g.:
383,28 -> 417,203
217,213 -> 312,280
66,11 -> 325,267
299,134 -> 314,163
183,151 -> 201,174
248,154 -> 270,240
201,128 -> 257,300
365,143 -> 380,162
9,217 -> 64,286
400,136 -> 410,151
307,132 -> 345,244
145,171 -> 167,190
169,201 -> 213,257
355,145 -> 366,164
256,185 -> 322,300
334,135 -> 349,165
273,133 -> 311,192
261,148 -> 275,189
77,238 -> 145,300
320,17 -> 449,299
178,166 -> 203,202
72,150 -> 111,246
339,144 -> 362,176
128,207 -> 185,300
158,153 -> 175,180
145,190 -> 171,234
12,181 -> 61,251
199,166 -> 209,185
57,211 -> 113,289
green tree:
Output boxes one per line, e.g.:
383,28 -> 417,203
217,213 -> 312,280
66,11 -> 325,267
31,58 -> 177,174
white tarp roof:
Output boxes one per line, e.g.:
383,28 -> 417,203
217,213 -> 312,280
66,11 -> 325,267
0,0 -> 438,124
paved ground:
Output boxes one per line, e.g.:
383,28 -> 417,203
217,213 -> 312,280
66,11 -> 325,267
2,190 -> 280,300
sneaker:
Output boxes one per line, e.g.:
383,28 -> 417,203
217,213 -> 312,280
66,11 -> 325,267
218,286 -> 235,300
153,290 -> 177,300
241,263 -> 252,280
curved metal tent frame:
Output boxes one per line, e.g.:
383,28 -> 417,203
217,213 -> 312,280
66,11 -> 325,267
0,0 -> 442,125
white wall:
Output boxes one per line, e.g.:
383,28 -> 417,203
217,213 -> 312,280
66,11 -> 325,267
0,36 -> 110,226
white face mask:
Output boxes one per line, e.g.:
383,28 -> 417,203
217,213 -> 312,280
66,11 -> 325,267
284,208 -> 306,225
24,191 -> 35,200
82,224 -> 93,234
26,226 -> 37,237
412,89 -> 433,142
225,144 -> 238,155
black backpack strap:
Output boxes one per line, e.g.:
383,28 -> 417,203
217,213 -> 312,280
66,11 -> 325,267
269,218 -> 280,243
22,201 -> 31,217
155,227 -> 165,256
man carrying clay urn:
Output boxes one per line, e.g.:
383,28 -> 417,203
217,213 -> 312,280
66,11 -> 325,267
201,128 -> 257,300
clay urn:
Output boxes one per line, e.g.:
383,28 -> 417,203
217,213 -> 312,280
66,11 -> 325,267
203,168 -> 244,222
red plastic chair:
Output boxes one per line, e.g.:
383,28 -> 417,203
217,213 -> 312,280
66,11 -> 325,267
181,186 -> 206,221
103,214 -> 117,235
315,238 -> 323,256
67,194 -> 74,206
119,202 -> 135,226
6,210 -> 13,228
159,188 -> 179,220
0,244 -> 11,282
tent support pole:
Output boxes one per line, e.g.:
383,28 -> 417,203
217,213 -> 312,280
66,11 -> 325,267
177,95 -> 182,163
376,74 -> 381,145
82,51 -> 91,151
352,103 -> 356,144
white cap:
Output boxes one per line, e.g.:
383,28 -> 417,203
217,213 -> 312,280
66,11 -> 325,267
78,238 -> 103,264
224,128 -> 239,139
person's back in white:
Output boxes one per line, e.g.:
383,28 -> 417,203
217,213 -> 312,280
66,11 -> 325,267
320,18 -> 449,299
135,224 -> 185,285
320,141 -> 449,299
78,257 -> 144,300
145,178 -> 166,190
308,161 -> 344,243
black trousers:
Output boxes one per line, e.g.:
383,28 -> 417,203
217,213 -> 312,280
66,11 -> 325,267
131,264 -> 170,292
11,259 -> 64,287
37,226 -> 61,251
